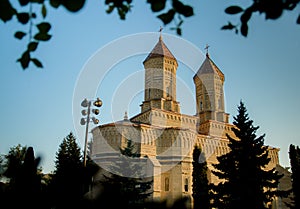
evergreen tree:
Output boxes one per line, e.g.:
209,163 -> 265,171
192,145 -> 210,209
100,139 -> 153,209
50,132 -> 85,209
289,144 -> 300,208
211,101 -> 282,209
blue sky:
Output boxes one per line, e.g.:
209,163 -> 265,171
0,1 -> 300,173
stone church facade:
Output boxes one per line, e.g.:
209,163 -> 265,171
90,35 -> 284,207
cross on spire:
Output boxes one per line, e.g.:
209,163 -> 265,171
159,26 -> 163,40
205,44 -> 210,57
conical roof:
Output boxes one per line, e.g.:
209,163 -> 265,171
194,53 -> 224,81
143,35 -> 177,64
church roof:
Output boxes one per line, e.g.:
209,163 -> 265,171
143,35 -> 177,64
194,53 -> 224,81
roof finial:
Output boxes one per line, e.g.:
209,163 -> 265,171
159,26 -> 163,40
124,111 -> 128,121
205,44 -> 210,58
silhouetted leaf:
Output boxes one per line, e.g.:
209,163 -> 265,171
106,5 -> 114,13
17,50 -> 30,69
62,0 -> 85,12
41,4 -> 47,18
176,27 -> 182,35
172,0 -> 193,17
17,12 -> 30,24
37,22 -> 51,33
147,0 -> 166,12
241,9 -> 252,23
14,31 -> 26,40
221,22 -> 235,30
31,58 -> 43,68
297,14 -> 300,24
225,6 -> 244,15
30,0 -> 44,3
34,32 -> 51,41
28,42 -> 38,52
157,9 -> 175,25
31,12 -> 37,18
0,0 -> 16,22
264,0 -> 283,20
18,0 -> 29,6
49,0 -> 61,8
241,23 -> 248,37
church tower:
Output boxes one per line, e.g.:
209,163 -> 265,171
193,50 -> 230,136
141,35 -> 180,113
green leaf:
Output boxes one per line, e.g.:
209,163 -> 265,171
41,4 -> 47,18
17,50 -> 31,69
147,0 -> 166,12
14,31 -> 27,40
36,22 -> 51,33
17,12 -> 30,24
31,58 -> 43,68
225,6 -> 244,15
34,33 -> 51,41
157,9 -> 175,25
0,0 -> 16,22
28,42 -> 38,52
62,0 -> 85,12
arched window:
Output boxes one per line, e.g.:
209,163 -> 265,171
165,177 -> 169,191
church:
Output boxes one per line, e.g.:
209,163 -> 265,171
90,34 -> 284,207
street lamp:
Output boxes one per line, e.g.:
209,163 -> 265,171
80,97 -> 103,167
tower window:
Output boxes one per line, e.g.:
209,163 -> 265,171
165,177 -> 169,191
200,101 -> 203,111
184,178 -> 188,192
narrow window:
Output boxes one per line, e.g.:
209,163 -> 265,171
165,177 -> 169,191
184,178 -> 188,192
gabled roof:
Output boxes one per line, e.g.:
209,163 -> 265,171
143,35 -> 177,64
194,53 -> 224,81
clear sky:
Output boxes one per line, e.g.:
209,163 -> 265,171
0,1 -> 299,173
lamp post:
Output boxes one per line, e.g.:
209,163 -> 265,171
80,97 -> 102,167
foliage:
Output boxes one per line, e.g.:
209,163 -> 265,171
211,101 -> 284,209
1,1 -> 299,70
0,0 -> 193,70
2,144 -> 28,181
289,144 -> 300,208
192,145 -> 210,209
100,139 -> 153,209
0,146 -> 43,209
222,0 -> 300,37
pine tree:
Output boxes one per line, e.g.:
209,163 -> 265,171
50,132 -> 84,209
100,139 -> 153,209
289,144 -> 300,208
211,101 -> 282,209
192,145 -> 210,209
